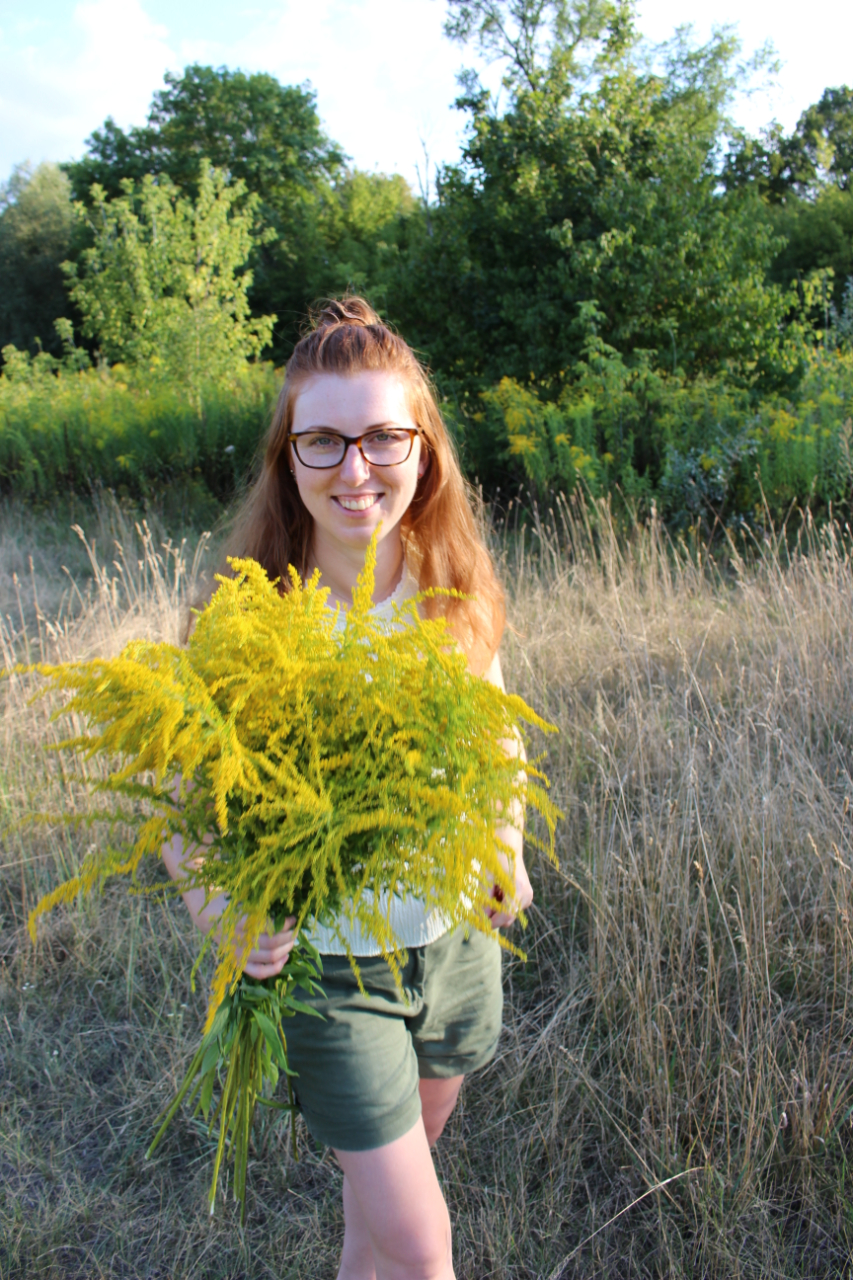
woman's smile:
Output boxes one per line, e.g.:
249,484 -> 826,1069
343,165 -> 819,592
334,491 -> 384,512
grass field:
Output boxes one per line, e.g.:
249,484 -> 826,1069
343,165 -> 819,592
2,495 -> 853,1278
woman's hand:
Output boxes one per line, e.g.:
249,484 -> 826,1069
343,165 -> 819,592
486,849 -> 533,929
480,650 -> 533,929
161,823 -> 299,979
240,917 -> 298,980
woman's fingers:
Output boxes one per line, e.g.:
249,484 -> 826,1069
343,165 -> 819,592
243,956 -> 291,979
240,917 -> 298,977
487,860 -> 533,929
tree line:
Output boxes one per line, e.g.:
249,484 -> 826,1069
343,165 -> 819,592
1,0 -> 852,524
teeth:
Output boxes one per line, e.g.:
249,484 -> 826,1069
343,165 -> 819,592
337,496 -> 377,511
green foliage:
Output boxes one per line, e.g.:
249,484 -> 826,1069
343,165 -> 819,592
722,85 -> 853,314
323,170 -> 415,300
443,0 -> 636,93
63,166 -> 274,416
0,351 -> 278,503
766,188 -> 853,314
389,18 -> 792,396
3,27 -> 852,524
0,163 -> 75,357
62,65 -> 408,359
475,344 -> 853,526
146,949 -> 325,1220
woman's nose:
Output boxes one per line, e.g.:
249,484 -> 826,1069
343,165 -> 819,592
338,440 -> 371,483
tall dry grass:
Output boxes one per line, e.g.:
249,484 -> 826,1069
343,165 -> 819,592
2,496 -> 852,1278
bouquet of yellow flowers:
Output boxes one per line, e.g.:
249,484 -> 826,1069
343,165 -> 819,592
18,535 -> 559,1217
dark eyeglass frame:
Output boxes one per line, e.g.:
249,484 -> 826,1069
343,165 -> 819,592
287,426 -> 421,470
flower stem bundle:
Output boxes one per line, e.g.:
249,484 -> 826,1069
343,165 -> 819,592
146,947 -> 324,1220
16,533 -> 560,1215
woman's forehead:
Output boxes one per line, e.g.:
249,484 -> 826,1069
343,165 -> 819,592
292,371 -> 414,430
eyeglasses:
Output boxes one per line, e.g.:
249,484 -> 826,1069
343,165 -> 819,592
288,427 -> 420,470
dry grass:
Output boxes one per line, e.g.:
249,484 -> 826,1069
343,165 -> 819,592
2,495 -> 853,1278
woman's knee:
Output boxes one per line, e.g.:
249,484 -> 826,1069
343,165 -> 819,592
372,1212 -> 453,1280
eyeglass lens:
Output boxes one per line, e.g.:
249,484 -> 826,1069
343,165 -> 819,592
293,429 -> 414,468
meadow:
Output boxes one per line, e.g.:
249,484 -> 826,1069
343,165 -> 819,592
2,495 -> 853,1278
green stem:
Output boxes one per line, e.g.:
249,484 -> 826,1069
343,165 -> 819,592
146,1039 -> 208,1159
147,937 -> 323,1219
209,1035 -> 241,1215
282,1026 -> 298,1162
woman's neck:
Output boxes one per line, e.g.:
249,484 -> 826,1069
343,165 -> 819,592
307,531 -> 405,610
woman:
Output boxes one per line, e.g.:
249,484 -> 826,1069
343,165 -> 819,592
162,298 -> 532,1280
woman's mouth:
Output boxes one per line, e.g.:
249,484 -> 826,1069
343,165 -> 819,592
334,495 -> 381,511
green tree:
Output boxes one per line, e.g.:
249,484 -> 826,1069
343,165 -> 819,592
323,170 -> 416,301
443,0 -> 636,92
64,166 -> 274,414
779,86 -> 853,195
388,9 -> 789,415
723,87 -> 853,313
65,66 -> 345,357
766,189 -> 853,315
0,163 -> 75,358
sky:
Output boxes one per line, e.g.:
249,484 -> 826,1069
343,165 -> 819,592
0,0 -> 851,191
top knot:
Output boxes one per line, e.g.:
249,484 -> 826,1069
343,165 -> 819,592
286,294 -> 418,385
310,296 -> 383,332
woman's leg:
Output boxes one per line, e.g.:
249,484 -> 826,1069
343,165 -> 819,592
335,1075 -> 464,1280
334,1075 -> 464,1280
338,1172 -> 380,1280
419,1074 -> 464,1147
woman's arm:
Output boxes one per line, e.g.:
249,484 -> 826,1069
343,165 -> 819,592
481,651 -> 533,928
161,814 -> 298,980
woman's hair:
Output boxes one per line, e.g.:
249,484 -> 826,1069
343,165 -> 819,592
227,296 -> 505,672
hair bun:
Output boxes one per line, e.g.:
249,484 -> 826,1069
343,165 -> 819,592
311,296 -> 383,332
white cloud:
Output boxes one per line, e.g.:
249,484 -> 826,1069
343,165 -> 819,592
0,0 -> 177,174
2,0 -> 851,189
636,0 -> 853,135
191,0 -> 477,186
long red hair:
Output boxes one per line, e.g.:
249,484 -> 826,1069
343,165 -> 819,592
227,297 -> 505,672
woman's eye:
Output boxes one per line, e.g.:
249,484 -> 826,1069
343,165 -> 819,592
367,430 -> 403,444
305,434 -> 339,450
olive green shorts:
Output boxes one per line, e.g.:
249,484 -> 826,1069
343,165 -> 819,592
283,925 -> 503,1152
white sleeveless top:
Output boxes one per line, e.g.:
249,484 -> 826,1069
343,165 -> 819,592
304,563 -> 452,956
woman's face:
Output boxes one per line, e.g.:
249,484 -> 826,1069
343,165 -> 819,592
290,371 -> 426,565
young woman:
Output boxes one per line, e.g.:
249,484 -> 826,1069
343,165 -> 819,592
162,298 -> 532,1280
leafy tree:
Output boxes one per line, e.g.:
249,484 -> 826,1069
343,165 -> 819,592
65,66 -> 346,357
766,190 -> 853,314
723,87 -> 853,311
723,86 -> 853,200
443,0 -> 635,92
388,9 -> 790,416
777,86 -> 853,195
721,123 -> 816,204
63,166 -> 274,415
322,171 -> 416,301
0,164 -> 75,358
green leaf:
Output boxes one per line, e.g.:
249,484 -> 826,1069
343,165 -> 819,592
253,1011 -> 288,1070
282,995 -> 325,1019
199,1069 -> 216,1120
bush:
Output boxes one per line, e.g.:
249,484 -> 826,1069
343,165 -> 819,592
474,344 -> 853,527
0,346 -> 279,504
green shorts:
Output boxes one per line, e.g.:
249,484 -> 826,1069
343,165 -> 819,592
283,925 -> 503,1152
